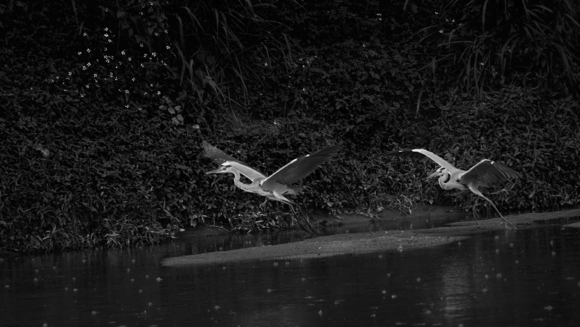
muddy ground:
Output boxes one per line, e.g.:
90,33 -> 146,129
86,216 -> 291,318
162,206 -> 580,267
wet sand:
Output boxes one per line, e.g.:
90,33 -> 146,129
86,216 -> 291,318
162,207 -> 580,267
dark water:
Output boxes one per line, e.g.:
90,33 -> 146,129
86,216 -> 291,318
1,225 -> 580,327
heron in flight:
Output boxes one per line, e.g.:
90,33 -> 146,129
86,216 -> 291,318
386,148 -> 521,228
202,141 -> 340,205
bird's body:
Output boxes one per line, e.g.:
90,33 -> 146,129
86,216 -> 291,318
214,160 -> 303,204
386,148 -> 521,227
203,141 -> 339,205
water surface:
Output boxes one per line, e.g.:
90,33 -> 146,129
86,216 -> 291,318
1,224 -> 579,326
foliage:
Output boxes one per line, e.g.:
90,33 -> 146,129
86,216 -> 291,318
0,65 -> 201,252
419,0 -> 580,95
171,0 -> 294,112
1,0 -> 580,253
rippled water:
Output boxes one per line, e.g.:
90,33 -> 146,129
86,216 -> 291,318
1,224 -> 580,326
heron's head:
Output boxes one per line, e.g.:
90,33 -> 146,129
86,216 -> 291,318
427,166 -> 447,179
206,161 -> 236,175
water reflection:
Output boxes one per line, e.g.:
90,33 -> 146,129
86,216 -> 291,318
1,226 -> 579,326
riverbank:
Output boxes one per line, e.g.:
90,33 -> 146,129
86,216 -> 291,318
162,206 -> 580,267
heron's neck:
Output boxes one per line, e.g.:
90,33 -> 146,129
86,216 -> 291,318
439,171 -> 466,191
438,172 -> 453,190
228,162 -> 264,180
230,169 -> 259,192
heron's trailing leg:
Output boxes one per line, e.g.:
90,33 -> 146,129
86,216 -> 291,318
470,196 -> 481,226
290,205 -> 319,235
478,194 -> 517,229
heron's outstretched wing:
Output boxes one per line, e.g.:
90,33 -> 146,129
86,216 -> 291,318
386,148 -> 457,171
224,161 -> 267,180
460,159 -> 521,188
261,145 -> 341,189
202,141 -> 242,163
202,141 -> 265,179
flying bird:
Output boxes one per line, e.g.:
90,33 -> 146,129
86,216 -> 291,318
202,141 -> 340,205
386,148 -> 521,227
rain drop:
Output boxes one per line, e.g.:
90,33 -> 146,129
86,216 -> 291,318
273,262 -> 279,267
496,273 -> 502,279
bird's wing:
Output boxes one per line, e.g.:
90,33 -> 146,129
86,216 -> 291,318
261,145 -> 341,189
386,148 -> 457,171
460,159 -> 521,188
202,141 -> 242,163
202,141 -> 265,179
227,161 -> 267,180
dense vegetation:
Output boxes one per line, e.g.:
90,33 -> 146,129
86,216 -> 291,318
1,0 -> 579,253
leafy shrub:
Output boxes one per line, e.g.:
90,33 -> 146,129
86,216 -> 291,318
2,0 -> 580,254
0,86 -> 199,252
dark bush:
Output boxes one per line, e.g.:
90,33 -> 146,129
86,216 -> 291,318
1,0 -> 579,253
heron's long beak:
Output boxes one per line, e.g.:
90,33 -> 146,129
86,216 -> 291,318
206,168 -> 222,174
